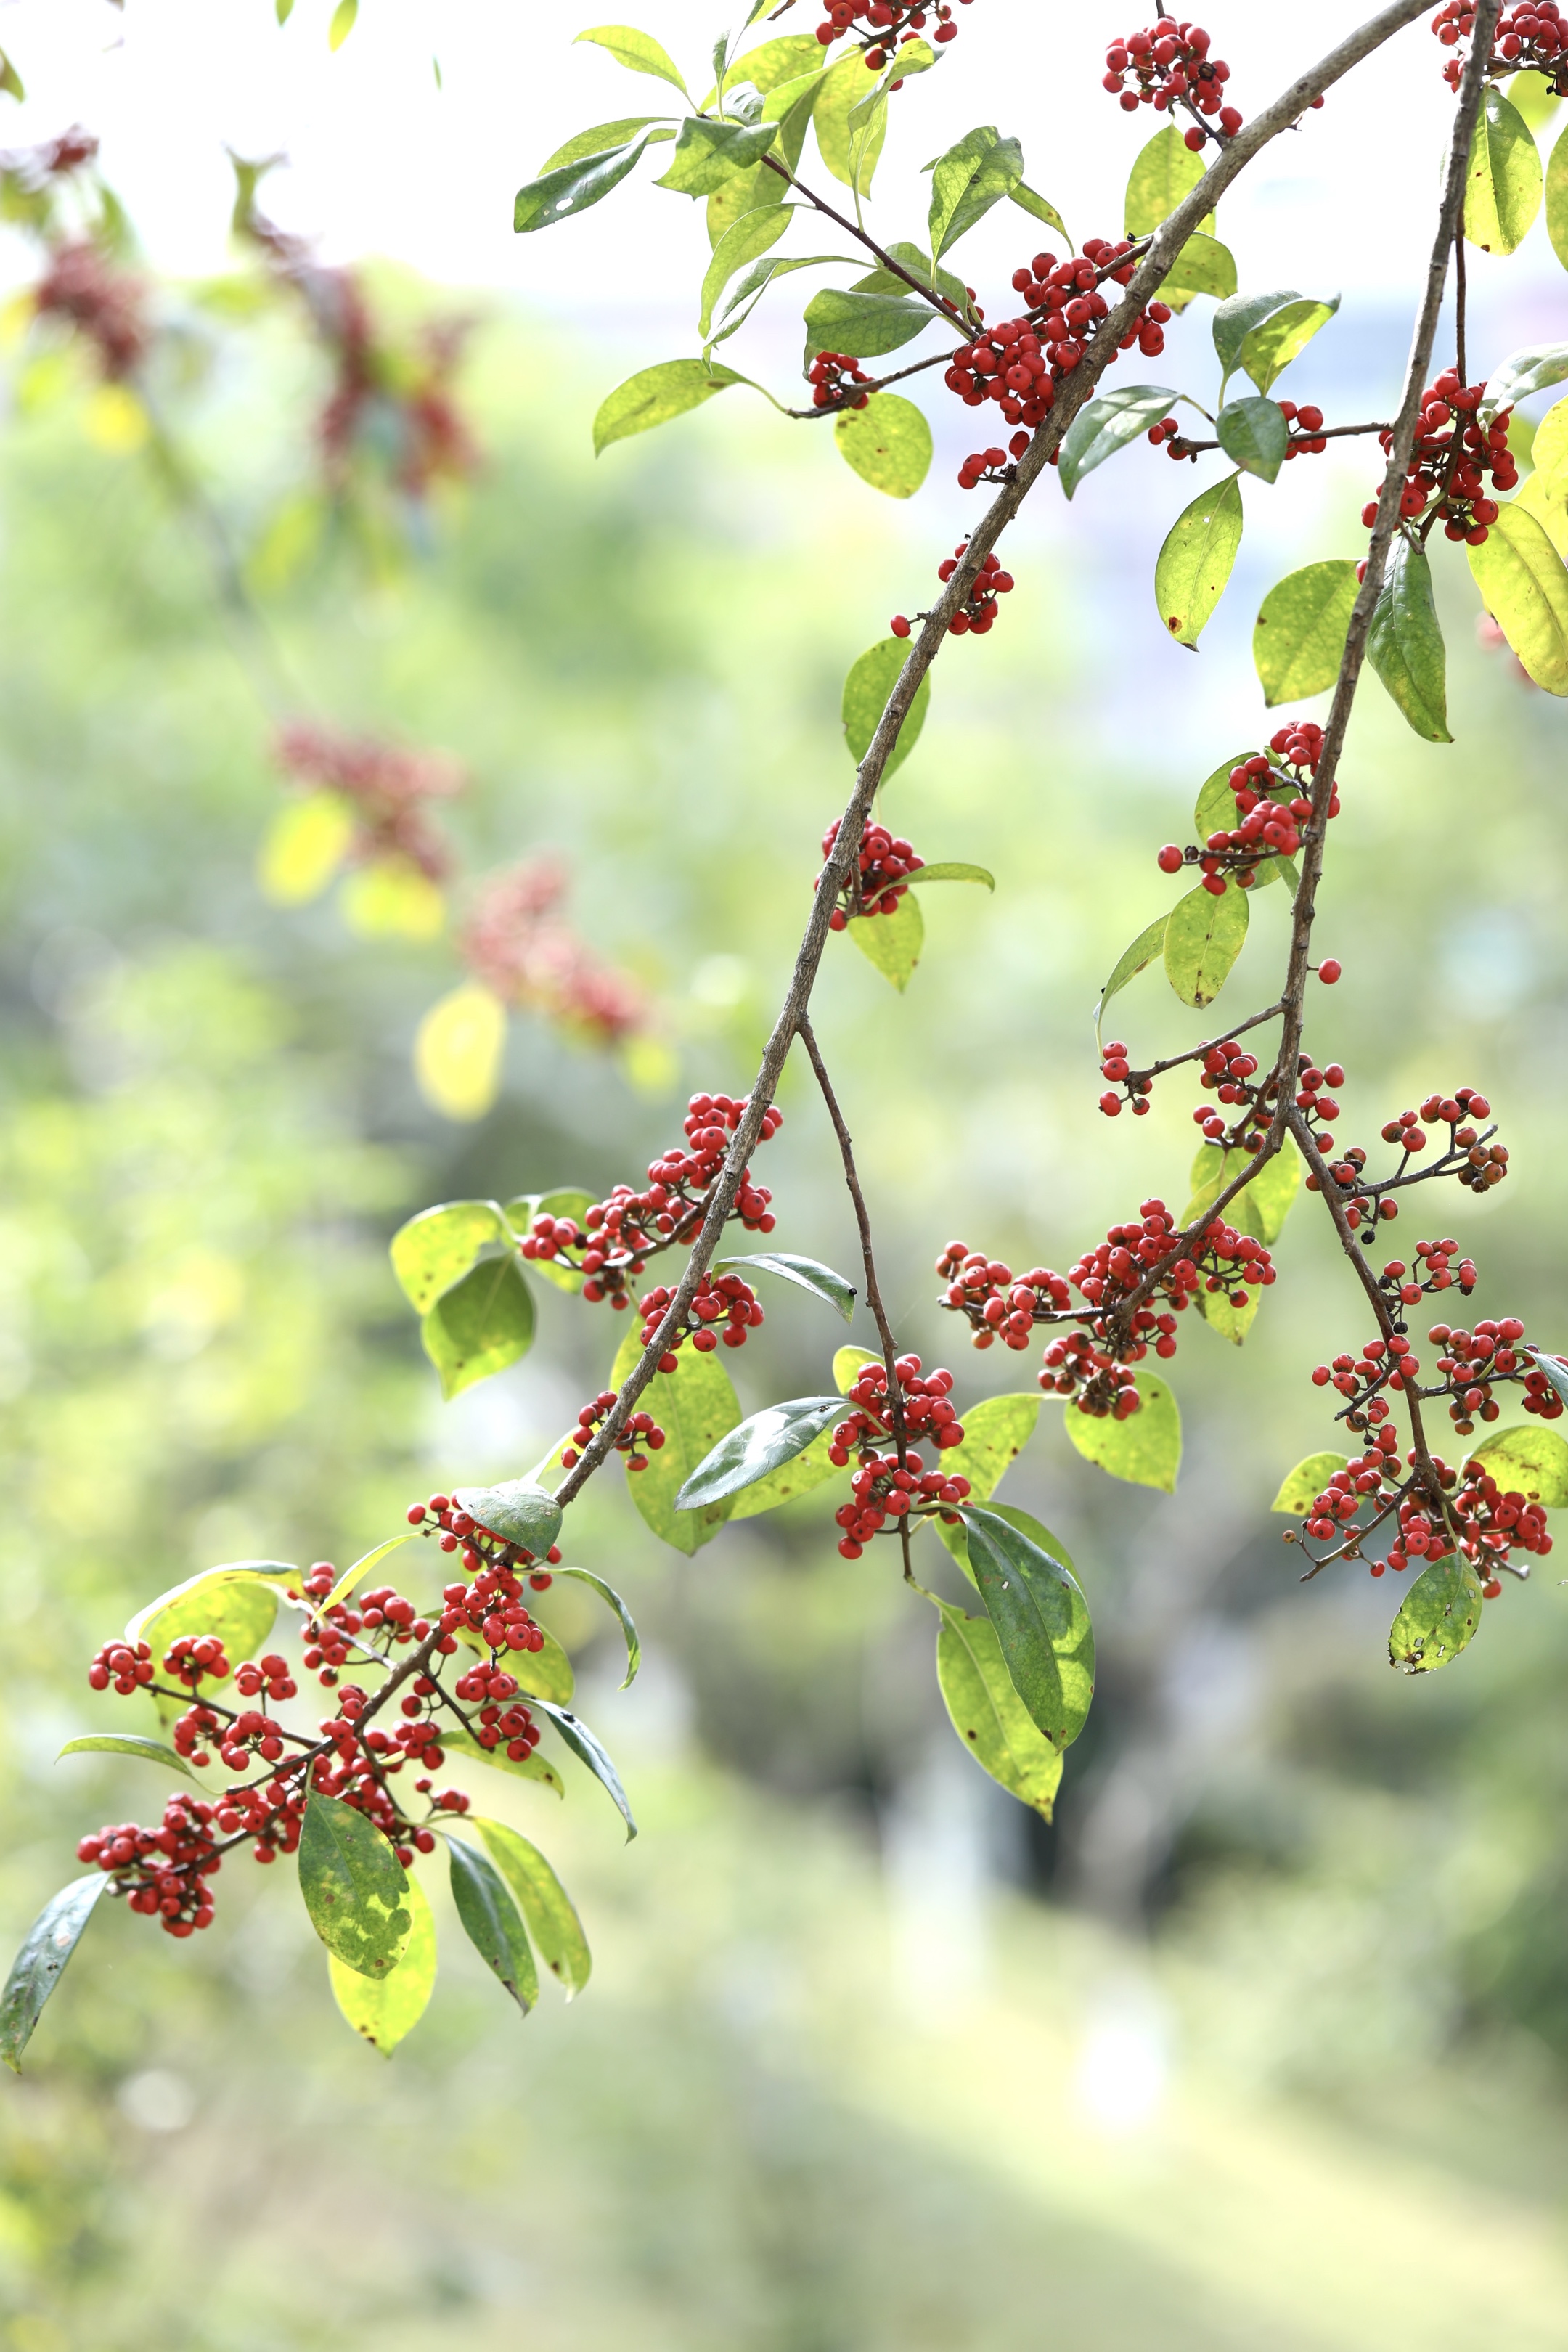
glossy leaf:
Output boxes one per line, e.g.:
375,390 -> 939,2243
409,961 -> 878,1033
1155,473 -> 1244,648
802,287 -> 934,362
833,393 -> 933,499
1,1875 -> 107,2073
1217,396 -> 1287,484
1237,295 -> 1339,395
1010,183 -> 1070,240
841,637 -> 931,777
530,1698 -> 638,1839
609,1327 -> 740,1552
1272,1451 -> 1349,1514
472,1818 -> 592,1998
1468,502 -> 1568,693
716,1251 -> 857,1320
447,1835 -> 537,2011
833,1344 -> 881,1393
1097,911 -> 1169,1024
1164,880 -> 1248,1010
298,1797 -> 412,1981
961,1506 -> 1094,1747
576,23 -> 688,93
675,1393 -> 844,1510
1547,122 -> 1568,270
452,1479 -> 563,1558
1465,85 -> 1541,254
1478,340 -> 1568,422
413,982 -> 505,1122
503,1186 -> 597,1295
1124,125 -> 1213,237
421,1255 -> 534,1401
928,126 -> 1025,260
1466,1423 -> 1568,1507
1063,1371 -> 1181,1492
1368,535 -> 1450,742
593,358 -> 743,454
329,1874 -> 436,2057
814,47 -> 889,190
540,116 -> 674,173
699,203 -> 793,336
1212,288 -> 1301,377
936,1499 -> 1075,1590
848,893 -> 923,991
515,131 -> 662,234
934,1598 -> 1063,1819
1524,1346 -> 1568,1410
910,861 -> 994,889
437,1728 -> 565,1796
728,1423 -> 847,1518
1162,230 -> 1237,311
553,1567 -> 640,1686
1389,1554 -> 1485,1673
57,1734 -> 196,1781
391,1199 -> 507,1315
656,115 -> 778,196
1252,558 -> 1359,705
1058,384 -> 1179,499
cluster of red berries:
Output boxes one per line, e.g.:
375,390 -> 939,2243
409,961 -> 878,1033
814,0 -> 971,65
828,1355 -> 965,1463
1430,1315 -> 1527,1433
88,1638 -> 156,1695
940,541 -> 1014,635
1156,728 -> 1338,893
936,1247 -> 1074,1349
956,435 -> 1029,491
1433,0 -> 1568,91
78,1797 -> 221,1937
944,243 -> 1169,433
1279,400 -> 1328,456
833,1453 -> 973,1556
1097,1041 -> 1154,1118
1102,19 -> 1245,146
1301,1432 -> 1405,1538
807,351 -> 871,411
1365,373 -> 1516,546
817,815 -> 925,927
520,1094 -> 780,1307
561,1389 -> 666,1471
1310,1331 -> 1425,1418
1310,1093 -> 1503,1229
636,1267 -> 764,1362
409,1494 -> 559,1583
1185,1037 -> 1275,1142
161,1633 -> 231,1693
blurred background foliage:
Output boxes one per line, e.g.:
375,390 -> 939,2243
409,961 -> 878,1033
4,227 -> 1568,2348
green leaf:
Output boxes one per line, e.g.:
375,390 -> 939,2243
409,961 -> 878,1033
1185,1138 -> 1301,1245
1097,912 -> 1169,1024
1272,1451 -> 1349,1514
1251,558 -> 1359,704
1124,124 -> 1214,237
802,287 -> 934,362
699,203 -> 793,336
1212,288 -> 1301,378
1063,1371 -> 1181,1492
710,253 -> 846,350
1547,122 -> 1568,270
540,117 -> 675,173
0,46 -> 25,98
656,115 -> 779,196
909,862 -> 994,893
530,1698 -> 638,1839
704,75 -> 814,242
1162,230 -> 1237,312
1155,473 -> 1244,648
841,637 -> 931,777
960,1506 -> 1095,1747
452,1479 -> 563,1559
714,33 -> 825,97
1164,881 -> 1248,1010
1009,183 -> 1069,241
1196,1278 -> 1260,1346
504,1187 -> 596,1295
1524,1347 -> 1568,1410
1216,396 -> 1287,484
1237,295 -> 1339,395
609,1327 -> 741,1552
848,893 -> 923,991
446,1836 -> 537,2010
1466,85 -> 1542,255
576,23 -> 689,94
928,126 -> 1025,261
1508,67 -> 1562,132
848,240 -> 968,309
728,1422 -> 848,1518
328,0 -> 357,49
833,1343 -> 882,1393
1469,502 -> 1568,693
1466,1423 -> 1568,1507
472,1818 -> 592,1998
298,1797 -> 412,1981
1368,535 -> 1450,742
329,1874 -> 436,2057
936,1393 -> 1040,1508
1477,340 -> 1568,423
511,1628 -> 576,1707
716,1251 -> 857,1319
1389,1554 -> 1485,1673
936,1498 -> 1075,1587
0,1876 -> 107,2074
133,1568 -> 286,1704
592,358 -> 743,454
391,1199 -> 507,1315
553,1567 -> 640,1686
421,1255 -> 534,1400
325,1532 -> 417,1613
933,1598 -> 1063,1819
515,133 -> 661,234
814,47 -> 889,191
1058,384 -> 1179,499
57,1734 -> 197,1781
675,1394 -> 845,1510
436,1728 -> 565,1796
833,393 -> 933,499
1192,751 -> 1255,838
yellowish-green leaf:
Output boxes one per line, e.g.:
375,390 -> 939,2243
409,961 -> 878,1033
1063,1371 -> 1181,1492
1097,911 -> 1169,1026
698,203 -> 793,337
391,1199 -> 507,1315
437,1728 -> 565,1797
814,47 -> 888,191
1196,1277 -> 1261,1345
1273,1451 -> 1349,1514
592,358 -> 743,454
540,118 -> 674,174
299,1796 -> 412,1981
1253,559 -> 1359,705
1124,124 -> 1214,237
1185,1137 -> 1301,1245
833,1344 -> 881,1393
1466,85 -> 1542,254
1161,230 -> 1237,313
934,1598 -> 1064,1820
328,0 -> 357,49
1164,880 -> 1248,1010
340,862 -> 444,940
1508,68 -> 1561,132
833,392 -> 932,498
330,1874 -> 436,2056
472,1818 -> 592,1997
841,637 -> 931,777
1547,121 -> 1568,269
1469,500 -> 1568,692
1237,295 -> 1339,395
1389,1553 -> 1485,1673
936,1393 -> 1040,1506
1466,1422 -> 1568,1507
413,982 -> 507,1122
609,1328 -> 741,1552
1368,533 -> 1450,740
576,23 -> 688,94
420,1254 -> 535,1400
1155,472 -> 1243,648
847,892 -> 923,991
257,794 -> 352,905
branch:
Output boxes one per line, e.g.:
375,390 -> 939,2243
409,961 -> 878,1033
796,1012 -> 907,1458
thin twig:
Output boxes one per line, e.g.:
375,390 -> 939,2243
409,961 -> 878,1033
797,1011 -> 907,1461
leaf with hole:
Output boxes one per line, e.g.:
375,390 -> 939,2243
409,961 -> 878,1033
1,1875 -> 107,2073
1124,124 -> 1214,237
1389,1554 -> 1485,1673
1217,396 -> 1287,484
576,23 -> 689,93
391,1199 -> 507,1315
472,1819 -> 592,1998
848,893 -> 923,990
1237,294 -> 1339,395
1097,911 -> 1169,1024
329,1874 -> 436,2057
1252,558 -> 1359,704
1466,85 -> 1541,254
609,1328 -> 740,1552
1063,1371 -> 1181,1492
1058,384 -> 1179,499
1273,1452 -> 1349,1514
57,1735 -> 197,1781
593,359 -> 744,454
452,1479 -> 563,1559
841,638 -> 931,777
716,1251 -> 857,1320
298,1796 -> 412,1981
833,393 -> 933,499
1156,473 -> 1244,648
928,126 -> 1025,261
1467,1423 -> 1568,1507
960,1506 -> 1094,1747
933,1597 -> 1063,1819
1368,535 -> 1450,742
1469,502 -> 1568,692
447,1835 -> 537,2012
515,131 -> 663,234
530,1699 -> 638,1839
675,1394 -> 845,1510
1164,881 -> 1247,1010
552,1567 -> 640,1686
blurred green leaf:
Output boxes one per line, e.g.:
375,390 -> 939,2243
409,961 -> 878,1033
57,1735 -> 197,1781
473,1818 -> 592,1998
299,1797 -> 412,1982
592,359 -> 743,454
1273,1451 -> 1349,1514
391,1198 -> 507,1315
848,893 -> 923,990
329,1873 -> 436,2057
960,1506 -> 1094,1747
1252,558 -> 1358,704
1156,473 -> 1244,648
1466,86 -> 1541,254
447,1834 -> 537,2011
833,393 -> 933,499
1217,396 -> 1287,484
421,1256 -> 535,1400
328,0 -> 357,50
1063,1372 -> 1181,1492
1368,536 -> 1450,743
1164,881 -> 1247,1010
610,1327 -> 741,1552
1469,503 -> 1568,693
1389,1555 -> 1485,1673
1,1875 -> 107,2075
841,637 -> 931,777
933,1597 -> 1063,1819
